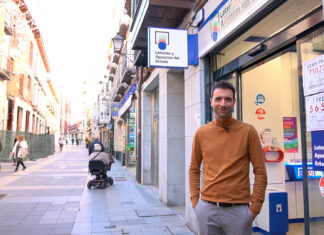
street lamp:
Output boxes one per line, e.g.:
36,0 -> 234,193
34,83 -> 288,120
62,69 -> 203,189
112,33 -> 124,53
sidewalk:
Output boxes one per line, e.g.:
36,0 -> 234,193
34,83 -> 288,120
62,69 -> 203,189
0,146 -> 194,235
72,154 -> 194,235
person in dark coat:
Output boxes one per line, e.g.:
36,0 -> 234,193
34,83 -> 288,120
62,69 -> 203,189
88,137 -> 104,155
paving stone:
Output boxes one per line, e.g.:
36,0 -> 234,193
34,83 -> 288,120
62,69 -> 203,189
91,221 -> 112,233
0,147 -> 195,235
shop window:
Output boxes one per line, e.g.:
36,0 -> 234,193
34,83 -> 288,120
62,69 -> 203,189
241,47 -> 301,164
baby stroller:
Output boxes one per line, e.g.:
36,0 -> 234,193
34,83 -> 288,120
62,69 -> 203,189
87,160 -> 114,189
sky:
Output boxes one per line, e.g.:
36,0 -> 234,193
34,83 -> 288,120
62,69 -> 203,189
24,0 -> 122,117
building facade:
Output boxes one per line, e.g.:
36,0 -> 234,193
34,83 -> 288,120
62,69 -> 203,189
126,0 -> 324,234
0,0 -> 59,136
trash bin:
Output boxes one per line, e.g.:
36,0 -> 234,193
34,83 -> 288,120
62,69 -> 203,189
253,188 -> 289,235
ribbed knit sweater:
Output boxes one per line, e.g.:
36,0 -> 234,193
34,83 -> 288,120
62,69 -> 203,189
189,116 -> 267,214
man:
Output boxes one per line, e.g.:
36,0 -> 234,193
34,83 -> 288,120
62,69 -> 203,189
189,81 -> 267,235
89,152 -> 114,178
88,137 -> 104,155
90,152 -> 114,166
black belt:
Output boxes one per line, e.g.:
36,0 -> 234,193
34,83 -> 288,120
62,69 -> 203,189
206,201 -> 249,207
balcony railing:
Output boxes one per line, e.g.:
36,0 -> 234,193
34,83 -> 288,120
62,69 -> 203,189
0,55 -> 13,80
121,42 -> 136,84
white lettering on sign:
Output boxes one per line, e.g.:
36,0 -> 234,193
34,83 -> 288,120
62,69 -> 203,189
148,27 -> 188,68
315,145 -> 324,150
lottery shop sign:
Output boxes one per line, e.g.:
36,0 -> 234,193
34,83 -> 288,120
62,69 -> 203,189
303,54 -> 324,96
312,131 -> 324,171
305,92 -> 324,131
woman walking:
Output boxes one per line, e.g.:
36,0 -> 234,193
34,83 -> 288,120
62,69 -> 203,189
9,135 -> 19,166
58,137 -> 64,152
12,136 -> 28,172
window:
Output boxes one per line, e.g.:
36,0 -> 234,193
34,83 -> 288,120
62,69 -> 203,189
19,74 -> 24,95
28,75 -> 31,89
29,42 -> 33,66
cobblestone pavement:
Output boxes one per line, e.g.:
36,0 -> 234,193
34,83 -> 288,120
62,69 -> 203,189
0,146 -> 194,235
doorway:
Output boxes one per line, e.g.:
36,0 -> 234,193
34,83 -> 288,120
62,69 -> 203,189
7,99 -> 14,131
297,27 -> 324,235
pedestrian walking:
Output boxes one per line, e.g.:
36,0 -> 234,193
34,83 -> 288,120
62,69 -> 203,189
9,135 -> 19,166
71,138 -> 75,145
189,81 -> 267,235
58,137 -> 64,152
13,136 -> 28,172
85,137 -> 89,149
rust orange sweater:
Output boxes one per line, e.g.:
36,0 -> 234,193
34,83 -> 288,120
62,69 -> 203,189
189,116 -> 267,214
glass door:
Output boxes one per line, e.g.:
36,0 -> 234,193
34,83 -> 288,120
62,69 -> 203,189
297,27 -> 324,235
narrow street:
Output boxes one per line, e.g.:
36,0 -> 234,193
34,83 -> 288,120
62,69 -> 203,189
0,146 -> 194,235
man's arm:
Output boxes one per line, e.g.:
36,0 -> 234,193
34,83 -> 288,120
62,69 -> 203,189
248,127 -> 267,215
188,132 -> 203,208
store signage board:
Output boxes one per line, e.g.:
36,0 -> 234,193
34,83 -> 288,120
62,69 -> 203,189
305,92 -> 324,131
118,94 -> 133,118
148,27 -> 188,68
198,0 -> 272,57
99,92 -> 110,124
303,54 -> 324,96
110,102 -> 119,117
312,131 -> 324,171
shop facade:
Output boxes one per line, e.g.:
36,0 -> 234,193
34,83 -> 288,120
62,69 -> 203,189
114,82 -> 137,168
184,0 -> 324,234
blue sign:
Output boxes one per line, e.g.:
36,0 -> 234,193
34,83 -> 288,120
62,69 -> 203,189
312,131 -> 324,171
188,34 -> 198,66
110,103 -> 119,117
285,163 -> 323,181
121,82 -> 136,107
255,94 -> 265,105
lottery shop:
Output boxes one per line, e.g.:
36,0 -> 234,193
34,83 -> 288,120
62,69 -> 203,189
198,0 -> 324,233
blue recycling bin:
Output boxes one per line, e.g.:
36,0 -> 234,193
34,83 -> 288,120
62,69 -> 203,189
253,188 -> 289,235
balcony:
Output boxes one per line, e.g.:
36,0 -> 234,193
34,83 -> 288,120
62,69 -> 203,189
112,53 -> 120,64
4,21 -> 13,35
130,0 -> 195,50
113,93 -> 123,102
109,74 -> 114,82
0,55 -> 13,80
121,42 -> 136,85
134,49 -> 147,67
117,82 -> 129,95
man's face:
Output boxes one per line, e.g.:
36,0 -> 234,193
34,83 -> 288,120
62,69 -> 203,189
210,88 -> 236,119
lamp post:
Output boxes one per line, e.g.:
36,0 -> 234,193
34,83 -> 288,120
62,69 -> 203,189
112,33 -> 124,53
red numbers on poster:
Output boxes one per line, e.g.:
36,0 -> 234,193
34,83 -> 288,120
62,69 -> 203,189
309,65 -> 324,75
309,103 -> 324,113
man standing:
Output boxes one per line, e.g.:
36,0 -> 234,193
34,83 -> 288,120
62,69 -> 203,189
189,81 -> 267,235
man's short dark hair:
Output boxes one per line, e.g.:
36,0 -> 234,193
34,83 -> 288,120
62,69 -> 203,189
211,80 -> 236,99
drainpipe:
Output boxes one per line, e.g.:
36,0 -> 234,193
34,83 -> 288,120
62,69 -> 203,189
136,66 -> 143,183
